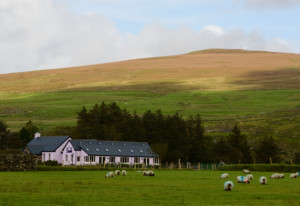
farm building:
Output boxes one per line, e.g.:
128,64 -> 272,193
24,133 -> 159,166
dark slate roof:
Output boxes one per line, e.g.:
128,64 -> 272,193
27,136 -> 70,155
70,140 -> 158,157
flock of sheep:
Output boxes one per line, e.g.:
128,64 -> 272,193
222,169 -> 299,191
105,170 -> 155,178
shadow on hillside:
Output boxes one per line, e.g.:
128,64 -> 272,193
233,68 -> 300,90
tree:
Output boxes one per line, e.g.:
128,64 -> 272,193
212,137 -> 232,163
227,124 -> 252,164
19,120 -> 39,145
187,115 -> 211,163
0,120 -> 9,149
256,136 -> 282,164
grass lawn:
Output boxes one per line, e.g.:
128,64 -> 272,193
0,170 -> 299,206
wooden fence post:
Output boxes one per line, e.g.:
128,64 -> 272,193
270,157 -> 272,164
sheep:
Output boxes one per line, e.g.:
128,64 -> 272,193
143,171 -> 149,176
290,173 -> 298,179
243,169 -> 250,174
259,176 -> 267,185
224,181 -> 234,191
105,172 -> 114,178
220,173 -> 229,179
115,170 -> 120,175
237,176 -> 250,184
270,173 -> 280,179
278,174 -> 285,178
122,170 -> 127,176
148,170 -> 155,176
246,174 -> 253,180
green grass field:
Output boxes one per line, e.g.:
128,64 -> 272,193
1,89 -> 300,130
0,170 -> 299,206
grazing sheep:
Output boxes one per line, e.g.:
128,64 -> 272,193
105,172 -> 114,178
122,170 -> 127,176
224,181 -> 234,191
220,173 -> 229,179
115,170 -> 120,175
246,174 -> 253,180
243,169 -> 250,174
259,176 -> 267,185
237,176 -> 250,184
290,173 -> 298,179
270,173 -> 280,179
143,171 -> 149,176
278,174 -> 285,178
148,170 -> 155,176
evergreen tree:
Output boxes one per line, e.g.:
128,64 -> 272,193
256,136 -> 282,163
212,137 -> 232,163
227,124 -> 252,163
18,120 -> 39,146
187,115 -> 210,163
0,120 -> 9,150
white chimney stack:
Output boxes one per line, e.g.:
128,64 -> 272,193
34,132 -> 41,138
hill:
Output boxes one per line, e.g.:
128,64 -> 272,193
1,49 -> 300,93
1,49 -> 300,160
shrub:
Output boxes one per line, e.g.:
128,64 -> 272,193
44,160 -> 59,166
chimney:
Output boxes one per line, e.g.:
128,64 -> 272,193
34,132 -> 41,138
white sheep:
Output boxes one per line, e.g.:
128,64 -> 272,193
278,174 -> 285,178
115,170 -> 120,175
143,171 -> 148,176
290,173 -> 298,179
259,176 -> 267,185
220,173 -> 229,179
243,169 -> 250,174
148,170 -> 155,176
105,171 -> 114,178
122,170 -> 127,176
270,173 -> 280,179
246,174 -> 253,180
237,176 -> 250,184
224,181 -> 234,191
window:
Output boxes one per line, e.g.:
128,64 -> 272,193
134,157 -> 139,163
48,153 -> 51,160
154,158 -> 160,164
43,154 -> 45,161
90,156 -> 95,162
77,157 -> 80,162
65,155 -> 68,162
118,149 -> 121,152
99,157 -> 105,164
109,157 -> 115,163
121,157 -> 129,163
130,149 -> 134,153
105,149 -> 109,152
84,156 -> 90,162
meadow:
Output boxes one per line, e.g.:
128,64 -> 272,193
0,170 -> 299,206
1,89 -> 300,131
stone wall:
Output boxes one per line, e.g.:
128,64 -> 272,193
0,154 -> 38,171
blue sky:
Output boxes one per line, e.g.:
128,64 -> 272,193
62,0 -> 300,42
1,0 -> 300,74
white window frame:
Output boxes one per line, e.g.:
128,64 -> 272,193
65,155 -> 68,162
134,157 -> 139,163
121,157 -> 129,163
109,156 -> 115,163
90,156 -> 95,162
48,153 -> 51,161
84,156 -> 90,162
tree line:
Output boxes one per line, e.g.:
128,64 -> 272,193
0,102 -> 295,164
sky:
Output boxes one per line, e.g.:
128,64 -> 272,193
1,0 -> 300,74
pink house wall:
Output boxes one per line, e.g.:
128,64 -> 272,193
42,138 -> 71,164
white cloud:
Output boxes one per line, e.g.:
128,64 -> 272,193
0,0 -> 295,74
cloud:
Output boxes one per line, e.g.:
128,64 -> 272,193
0,0 -> 295,74
242,0 -> 300,9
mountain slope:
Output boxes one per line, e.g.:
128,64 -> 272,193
1,49 -> 300,93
